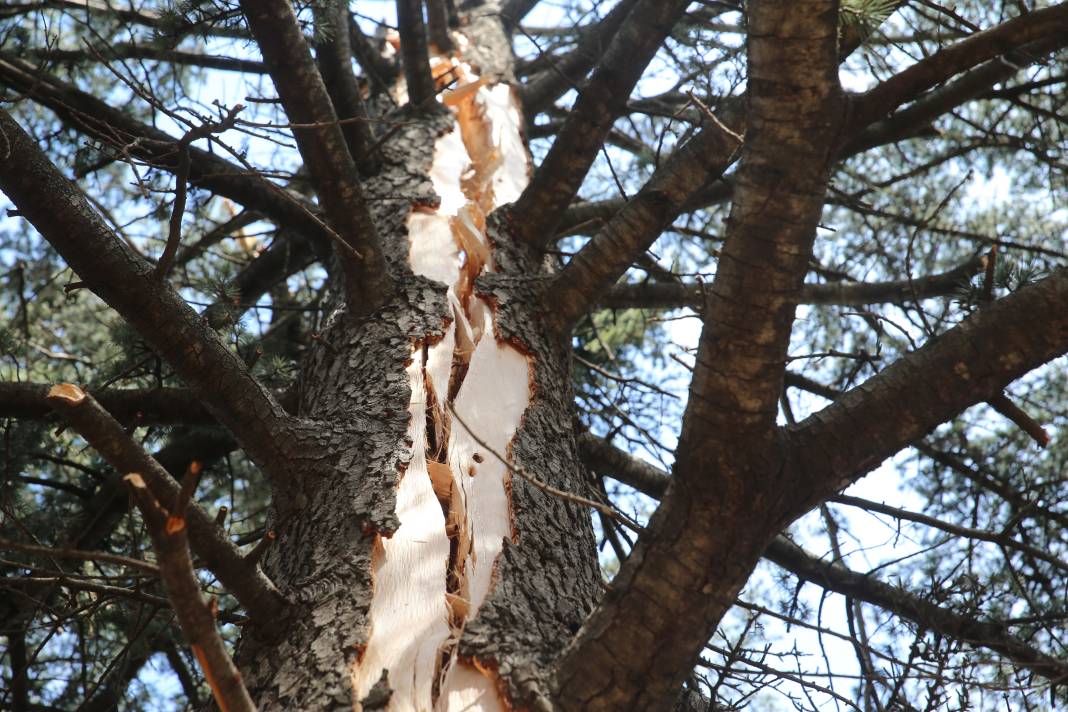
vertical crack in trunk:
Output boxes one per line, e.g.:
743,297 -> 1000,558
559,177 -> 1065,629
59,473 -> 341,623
351,33 -> 533,712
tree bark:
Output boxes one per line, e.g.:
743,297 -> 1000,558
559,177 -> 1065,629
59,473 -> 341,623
232,8 -> 602,710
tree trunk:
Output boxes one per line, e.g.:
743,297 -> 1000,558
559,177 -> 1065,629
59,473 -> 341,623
234,11 -> 602,711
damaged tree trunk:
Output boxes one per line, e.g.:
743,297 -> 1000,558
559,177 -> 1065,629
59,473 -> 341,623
235,10 -> 602,711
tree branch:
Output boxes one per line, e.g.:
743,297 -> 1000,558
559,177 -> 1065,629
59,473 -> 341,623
510,0 -> 691,248
576,431 -> 669,499
45,385 -> 286,624
765,536 -> 1068,685
849,3 -> 1068,131
786,268 -> 1068,514
396,0 -> 436,106
830,494 -> 1068,576
520,0 -> 640,117
0,383 -> 213,425
348,14 -> 399,91
845,33 -> 1068,154
546,115 -> 742,330
313,0 -> 379,174
123,472 -> 256,712
239,0 -> 393,312
426,0 -> 455,52
0,108 -> 301,480
597,255 -> 981,310
580,432 -> 1068,687
201,230 -> 321,330
25,43 -> 266,73
500,0 -> 542,31
554,5 -> 845,708
0,53 -> 331,244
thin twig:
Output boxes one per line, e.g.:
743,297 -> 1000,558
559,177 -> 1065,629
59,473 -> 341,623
155,105 -> 244,280
447,405 -> 643,532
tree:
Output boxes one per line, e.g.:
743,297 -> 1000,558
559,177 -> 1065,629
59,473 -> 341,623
1,0 -> 1067,709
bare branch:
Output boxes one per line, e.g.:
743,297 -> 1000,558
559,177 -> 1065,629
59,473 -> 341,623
576,431 -> 669,499
510,0 -> 691,248
765,537 -> 1068,685
830,494 -> 1068,577
580,432 -> 1068,687
520,0 -> 640,117
987,392 -> 1050,447
0,538 -> 159,575
124,473 -> 256,712
0,108 -> 300,481
239,0 -> 393,312
547,115 -> 742,330
24,43 -> 266,73
314,0 -> 379,172
849,4 -> 1068,131
157,106 -> 244,281
45,384 -> 286,624
597,255 -> 982,310
396,0 -> 436,106
845,33 -> 1068,154
348,14 -> 399,90
787,268 -> 1068,512
0,53 -> 332,244
0,383 -> 212,424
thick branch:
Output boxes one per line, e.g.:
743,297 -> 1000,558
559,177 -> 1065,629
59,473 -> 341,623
426,0 -> 455,52
0,109 -> 299,479
201,230 -> 320,329
0,53 -> 330,243
0,383 -> 212,425
520,0 -> 640,117
580,432 -> 1068,687
576,431 -> 669,499
765,537 -> 1068,685
510,0 -> 690,248
597,255 -> 981,310
849,3 -> 1068,131
787,268 -> 1068,513
554,5 -> 844,708
314,0 -> 379,173
676,3 -> 843,443
547,116 -> 742,330
845,34 -> 1068,154
239,0 -> 392,312
348,15 -> 399,90
46,385 -> 286,624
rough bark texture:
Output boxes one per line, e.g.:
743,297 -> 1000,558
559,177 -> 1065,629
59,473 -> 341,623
232,11 -> 601,710
554,3 -> 845,708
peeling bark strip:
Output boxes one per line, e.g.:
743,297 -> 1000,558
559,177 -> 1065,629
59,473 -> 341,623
350,36 -> 534,711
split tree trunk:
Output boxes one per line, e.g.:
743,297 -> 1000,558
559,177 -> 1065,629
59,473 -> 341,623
234,9 -> 602,711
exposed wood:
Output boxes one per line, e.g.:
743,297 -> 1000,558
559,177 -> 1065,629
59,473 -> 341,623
350,34 -> 536,710
351,349 -> 453,710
